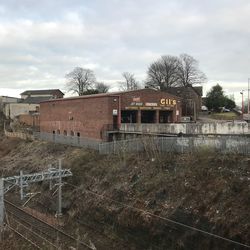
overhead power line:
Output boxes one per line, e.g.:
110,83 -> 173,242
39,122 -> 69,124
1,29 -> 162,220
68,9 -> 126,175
66,182 -> 250,249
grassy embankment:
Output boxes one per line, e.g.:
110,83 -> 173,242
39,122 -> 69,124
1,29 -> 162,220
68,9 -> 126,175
210,111 -> 239,120
0,137 -> 249,249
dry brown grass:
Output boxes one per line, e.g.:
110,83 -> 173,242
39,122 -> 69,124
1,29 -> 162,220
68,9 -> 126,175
1,136 -> 249,249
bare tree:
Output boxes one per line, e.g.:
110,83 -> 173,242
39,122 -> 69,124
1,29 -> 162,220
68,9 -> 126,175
146,55 -> 180,90
120,72 -> 140,90
145,61 -> 165,90
145,54 -> 206,89
95,82 -> 110,93
65,67 -> 96,96
177,54 -> 206,87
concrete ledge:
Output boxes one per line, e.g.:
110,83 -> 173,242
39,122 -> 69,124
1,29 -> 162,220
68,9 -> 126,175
120,122 -> 250,135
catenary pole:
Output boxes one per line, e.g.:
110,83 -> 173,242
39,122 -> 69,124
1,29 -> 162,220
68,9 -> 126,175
20,170 -> 24,200
0,163 -> 72,225
57,159 -> 62,217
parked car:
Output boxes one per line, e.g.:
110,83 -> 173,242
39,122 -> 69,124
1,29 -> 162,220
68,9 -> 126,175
201,105 -> 208,111
222,107 -> 230,112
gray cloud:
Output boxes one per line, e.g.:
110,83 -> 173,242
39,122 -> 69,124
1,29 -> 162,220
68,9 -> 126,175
0,0 -> 249,103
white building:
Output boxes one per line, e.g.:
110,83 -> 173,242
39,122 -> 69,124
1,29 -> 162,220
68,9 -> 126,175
4,103 -> 39,119
2,89 -> 64,120
0,96 -> 20,111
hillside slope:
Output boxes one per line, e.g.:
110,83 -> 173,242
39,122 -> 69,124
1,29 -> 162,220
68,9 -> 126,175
0,136 -> 249,249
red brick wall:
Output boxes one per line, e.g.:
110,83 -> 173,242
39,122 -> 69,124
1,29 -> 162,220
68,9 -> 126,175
40,96 -> 117,140
19,114 -> 40,127
40,89 -> 182,141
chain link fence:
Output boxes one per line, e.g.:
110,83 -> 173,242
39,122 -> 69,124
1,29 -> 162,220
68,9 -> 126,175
33,132 -> 250,156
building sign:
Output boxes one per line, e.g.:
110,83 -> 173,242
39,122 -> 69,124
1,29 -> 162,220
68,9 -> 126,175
113,109 -> 118,115
132,97 -> 141,102
125,107 -> 138,110
160,99 -> 177,106
127,97 -> 177,110
130,102 -> 143,106
145,102 -> 158,107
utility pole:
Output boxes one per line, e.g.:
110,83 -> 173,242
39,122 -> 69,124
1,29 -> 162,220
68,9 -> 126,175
248,78 -> 250,114
240,90 -> 244,116
193,100 -> 197,121
57,159 -> 62,217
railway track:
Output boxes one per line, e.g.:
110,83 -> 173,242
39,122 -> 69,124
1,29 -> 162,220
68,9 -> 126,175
5,199 -> 95,250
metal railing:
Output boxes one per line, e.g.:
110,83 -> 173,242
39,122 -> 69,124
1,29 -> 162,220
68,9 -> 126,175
11,131 -> 249,156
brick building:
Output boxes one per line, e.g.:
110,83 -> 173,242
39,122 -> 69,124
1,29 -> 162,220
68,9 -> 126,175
165,86 -> 202,121
40,88 -> 182,141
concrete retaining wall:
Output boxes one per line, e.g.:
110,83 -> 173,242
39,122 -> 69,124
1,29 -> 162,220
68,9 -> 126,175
4,131 -> 34,140
99,136 -> 250,155
36,132 -> 100,150
120,122 -> 250,135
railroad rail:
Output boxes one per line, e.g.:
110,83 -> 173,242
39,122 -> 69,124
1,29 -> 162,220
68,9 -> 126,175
5,199 -> 95,249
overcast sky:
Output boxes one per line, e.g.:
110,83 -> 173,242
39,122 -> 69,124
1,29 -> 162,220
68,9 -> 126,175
0,0 -> 249,103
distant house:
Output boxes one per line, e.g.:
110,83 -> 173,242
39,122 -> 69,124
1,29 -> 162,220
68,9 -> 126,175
0,96 -> 20,112
165,85 -> 203,121
20,89 -> 64,100
4,89 -> 64,120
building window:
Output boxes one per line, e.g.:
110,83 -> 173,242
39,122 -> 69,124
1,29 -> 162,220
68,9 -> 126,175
70,131 -> 74,136
63,130 -> 67,136
52,130 -> 55,134
141,110 -> 156,123
121,110 -> 137,123
77,132 -> 80,137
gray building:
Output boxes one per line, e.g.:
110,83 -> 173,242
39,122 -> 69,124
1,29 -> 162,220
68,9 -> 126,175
2,89 -> 64,119
0,96 -> 20,112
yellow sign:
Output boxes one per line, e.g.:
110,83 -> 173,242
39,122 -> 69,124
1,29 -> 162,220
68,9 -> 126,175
160,99 -> 176,106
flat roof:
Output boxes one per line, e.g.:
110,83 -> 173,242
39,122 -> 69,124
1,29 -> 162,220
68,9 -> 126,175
41,88 -> 182,104
20,89 -> 64,96
0,96 -> 20,99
